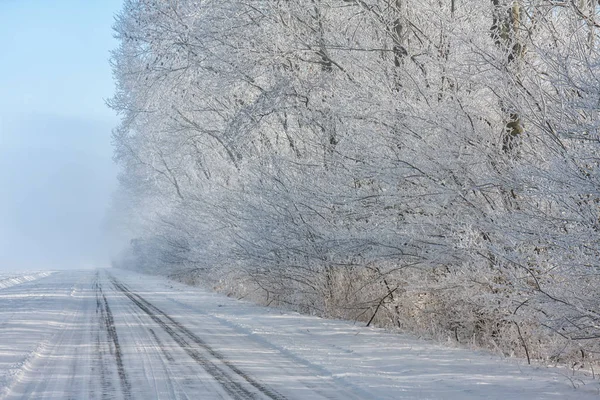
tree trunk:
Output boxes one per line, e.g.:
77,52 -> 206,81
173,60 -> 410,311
491,0 -> 524,156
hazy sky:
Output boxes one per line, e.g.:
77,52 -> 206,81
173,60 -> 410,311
0,0 -> 124,270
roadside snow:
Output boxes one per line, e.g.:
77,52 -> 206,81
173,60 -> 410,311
126,270 -> 600,399
0,272 -> 54,290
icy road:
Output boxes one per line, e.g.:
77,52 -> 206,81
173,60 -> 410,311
0,270 -> 596,399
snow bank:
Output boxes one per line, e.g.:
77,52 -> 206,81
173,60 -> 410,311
0,272 -> 54,290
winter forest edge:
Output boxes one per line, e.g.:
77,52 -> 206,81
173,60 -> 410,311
108,0 -> 600,372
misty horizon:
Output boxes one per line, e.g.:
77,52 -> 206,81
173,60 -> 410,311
0,0 -> 124,271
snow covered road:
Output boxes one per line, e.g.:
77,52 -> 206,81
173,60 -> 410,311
0,269 -> 596,399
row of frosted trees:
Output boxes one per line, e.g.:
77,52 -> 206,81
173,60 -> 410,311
110,0 -> 600,367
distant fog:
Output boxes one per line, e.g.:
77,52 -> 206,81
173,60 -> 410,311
0,114 -> 119,271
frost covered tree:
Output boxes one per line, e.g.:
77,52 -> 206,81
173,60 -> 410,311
109,0 -> 600,367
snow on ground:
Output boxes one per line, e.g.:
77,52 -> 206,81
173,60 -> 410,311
0,271 -> 54,290
0,269 -> 596,399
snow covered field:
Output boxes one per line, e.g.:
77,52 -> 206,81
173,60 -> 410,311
0,269 -> 596,399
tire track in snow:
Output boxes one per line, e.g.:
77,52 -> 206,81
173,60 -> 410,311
94,274 -> 132,400
148,328 -> 175,363
163,295 -> 368,400
109,274 -> 286,400
120,301 -> 188,400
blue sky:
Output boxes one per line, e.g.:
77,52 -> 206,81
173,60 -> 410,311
0,0 -> 124,270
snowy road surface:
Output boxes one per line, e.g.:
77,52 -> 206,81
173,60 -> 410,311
0,270 -> 596,399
